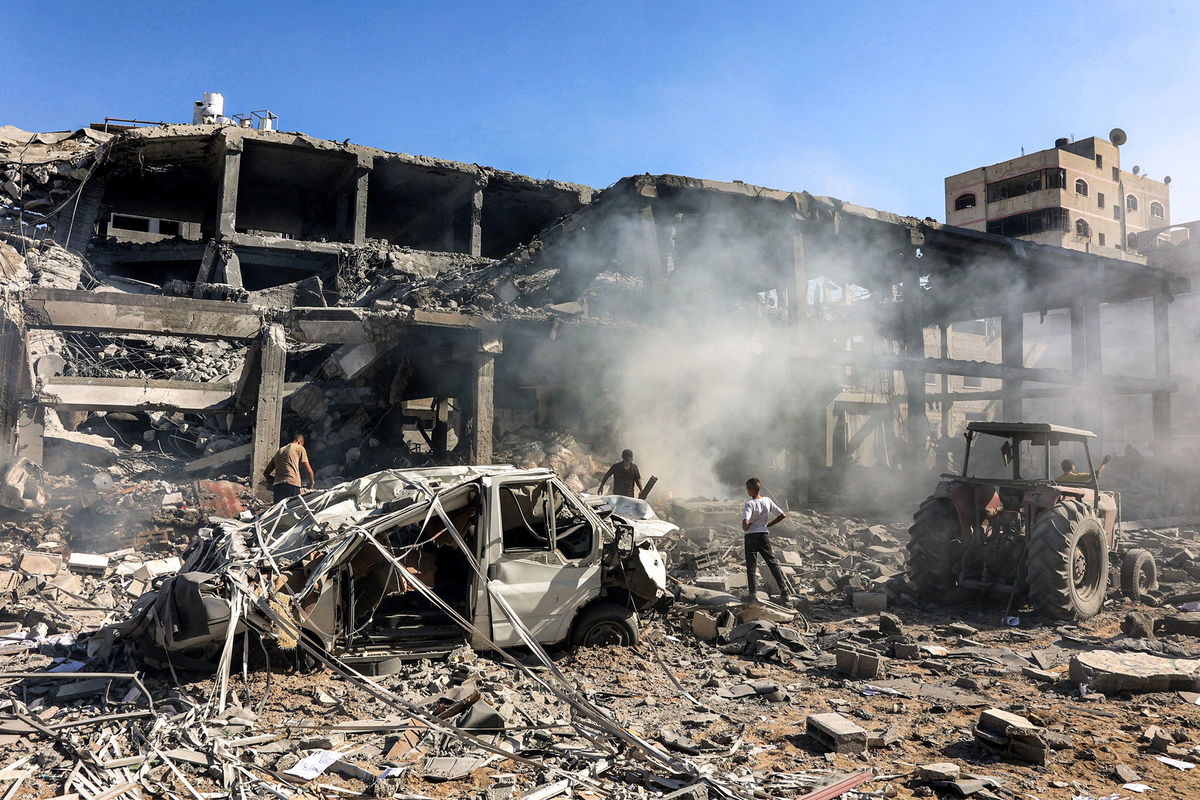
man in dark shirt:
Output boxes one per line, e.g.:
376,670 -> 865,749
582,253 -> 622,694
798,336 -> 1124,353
599,449 -> 643,497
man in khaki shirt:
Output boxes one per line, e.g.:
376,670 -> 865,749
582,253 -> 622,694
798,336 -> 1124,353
263,433 -> 316,504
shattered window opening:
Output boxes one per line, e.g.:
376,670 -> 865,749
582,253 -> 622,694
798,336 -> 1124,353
500,481 -> 552,551
954,193 -> 976,210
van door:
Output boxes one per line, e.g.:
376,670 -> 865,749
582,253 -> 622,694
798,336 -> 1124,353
486,476 -> 603,648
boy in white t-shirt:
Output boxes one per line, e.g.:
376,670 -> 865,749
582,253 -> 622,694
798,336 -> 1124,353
741,477 -> 790,601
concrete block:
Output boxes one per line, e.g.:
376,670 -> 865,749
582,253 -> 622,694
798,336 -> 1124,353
835,647 -> 886,680
852,591 -> 887,612
691,611 -> 719,641
807,712 -> 868,754
918,762 -> 961,781
19,551 -> 61,576
67,552 -> 109,574
132,557 -> 181,581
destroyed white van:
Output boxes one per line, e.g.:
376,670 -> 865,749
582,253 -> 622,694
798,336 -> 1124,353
117,466 -> 671,674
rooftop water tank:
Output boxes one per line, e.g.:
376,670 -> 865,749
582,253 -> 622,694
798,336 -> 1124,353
192,92 -> 225,124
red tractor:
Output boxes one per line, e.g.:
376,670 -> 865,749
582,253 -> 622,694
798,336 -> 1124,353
907,422 -> 1157,620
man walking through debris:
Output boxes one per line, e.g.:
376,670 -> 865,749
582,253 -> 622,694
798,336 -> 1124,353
263,433 -> 316,503
742,477 -> 791,602
599,449 -> 644,497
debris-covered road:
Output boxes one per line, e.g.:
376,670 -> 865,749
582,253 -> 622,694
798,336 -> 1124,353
4,484 -> 1200,800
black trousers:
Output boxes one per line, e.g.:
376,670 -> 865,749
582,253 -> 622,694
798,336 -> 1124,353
273,483 -> 302,504
745,532 -> 789,597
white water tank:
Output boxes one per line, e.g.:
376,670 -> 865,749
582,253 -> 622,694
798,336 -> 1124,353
192,92 -> 225,124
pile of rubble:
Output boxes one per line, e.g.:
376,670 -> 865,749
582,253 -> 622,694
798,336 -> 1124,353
0,126 -> 111,229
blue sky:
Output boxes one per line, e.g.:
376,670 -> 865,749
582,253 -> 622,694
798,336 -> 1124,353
5,1 -> 1199,221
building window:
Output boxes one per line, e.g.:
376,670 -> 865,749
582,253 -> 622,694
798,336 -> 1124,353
956,319 -> 987,335
985,168 -> 1066,203
1127,194 -> 1138,212
986,208 -> 1070,237
963,376 -> 984,389
1096,191 -> 1105,208
1098,233 -> 1106,246
1113,205 -> 1122,220
1075,179 -> 1088,196
1150,201 -> 1165,219
1075,218 -> 1091,237
954,193 -> 977,210
926,372 -> 937,386
1112,166 -> 1120,181
1095,154 -> 1103,169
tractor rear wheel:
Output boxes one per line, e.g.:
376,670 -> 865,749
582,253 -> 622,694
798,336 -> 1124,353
1120,548 -> 1158,602
1027,499 -> 1109,620
906,498 -> 959,598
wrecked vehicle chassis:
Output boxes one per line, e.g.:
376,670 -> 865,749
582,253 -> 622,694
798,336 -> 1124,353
118,466 -> 669,674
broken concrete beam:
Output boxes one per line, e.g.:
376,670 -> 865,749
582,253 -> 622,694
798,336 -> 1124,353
184,442 -> 253,475
1069,649 -> 1200,693
18,550 -> 61,576
806,712 -> 868,754
43,427 -> 118,472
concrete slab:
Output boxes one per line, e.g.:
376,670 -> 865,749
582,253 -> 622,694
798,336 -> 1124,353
1070,649 -> 1200,693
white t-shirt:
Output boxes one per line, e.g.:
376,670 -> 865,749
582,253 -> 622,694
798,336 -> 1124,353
743,496 -> 785,534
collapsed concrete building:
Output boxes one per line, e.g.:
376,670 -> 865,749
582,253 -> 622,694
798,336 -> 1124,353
1,116 -> 1197,507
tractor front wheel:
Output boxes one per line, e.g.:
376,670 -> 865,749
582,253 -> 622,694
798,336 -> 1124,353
906,498 -> 960,598
1120,548 -> 1158,602
1027,500 -> 1109,621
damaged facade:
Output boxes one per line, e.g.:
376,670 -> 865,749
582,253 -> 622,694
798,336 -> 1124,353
2,120 -> 1196,511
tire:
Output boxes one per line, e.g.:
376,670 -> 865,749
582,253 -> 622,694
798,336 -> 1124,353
906,498 -> 960,597
570,602 -> 639,648
1026,499 -> 1109,620
1120,548 -> 1158,602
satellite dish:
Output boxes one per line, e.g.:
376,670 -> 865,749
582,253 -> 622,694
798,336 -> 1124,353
1110,128 -> 1128,146
1164,176 -> 1172,184
1132,165 -> 1141,175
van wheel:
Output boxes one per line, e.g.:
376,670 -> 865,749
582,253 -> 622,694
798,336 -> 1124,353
571,603 -> 639,647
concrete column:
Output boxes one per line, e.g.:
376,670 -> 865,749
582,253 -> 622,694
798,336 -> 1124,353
939,324 -> 951,437
352,162 -> 370,246
1070,299 -> 1088,429
220,249 -> 243,289
251,324 -> 287,500
1083,297 -> 1103,437
0,305 -> 27,461
1001,309 -> 1024,422
1152,291 -> 1172,443
470,351 -> 495,464
901,263 -> 927,469
636,205 -> 665,297
215,138 -> 243,237
469,185 -> 484,257
788,233 -> 807,326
